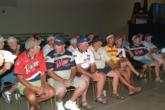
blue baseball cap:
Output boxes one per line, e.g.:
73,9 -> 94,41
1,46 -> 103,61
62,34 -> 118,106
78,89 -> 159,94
54,37 -> 65,45
77,37 -> 89,45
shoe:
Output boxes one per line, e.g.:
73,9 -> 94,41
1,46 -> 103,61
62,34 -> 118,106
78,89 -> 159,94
65,100 -> 80,110
14,91 -> 21,101
129,87 -> 142,96
95,97 -> 107,104
111,94 -> 125,100
2,91 -> 12,104
82,102 -> 93,110
155,79 -> 164,83
56,101 -> 66,110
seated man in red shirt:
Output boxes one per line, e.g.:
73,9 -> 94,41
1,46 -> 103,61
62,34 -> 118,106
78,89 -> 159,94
14,39 -> 55,110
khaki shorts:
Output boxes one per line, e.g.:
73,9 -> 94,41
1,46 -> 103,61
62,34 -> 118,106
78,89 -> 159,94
48,76 -> 85,95
17,80 -> 41,95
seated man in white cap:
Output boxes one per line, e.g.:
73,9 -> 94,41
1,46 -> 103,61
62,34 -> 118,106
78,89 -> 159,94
7,36 -> 24,56
42,35 -> 55,57
73,37 -> 107,109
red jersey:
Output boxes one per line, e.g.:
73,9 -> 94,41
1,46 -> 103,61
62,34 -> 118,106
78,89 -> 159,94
14,51 -> 47,82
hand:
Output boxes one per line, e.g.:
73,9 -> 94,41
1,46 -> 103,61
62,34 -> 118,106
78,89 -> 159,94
35,87 -> 44,95
63,79 -> 71,87
91,72 -> 99,81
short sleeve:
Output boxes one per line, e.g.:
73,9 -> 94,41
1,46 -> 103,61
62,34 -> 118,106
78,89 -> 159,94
14,57 -> 25,75
3,50 -> 16,63
88,49 -> 95,64
101,48 -> 111,62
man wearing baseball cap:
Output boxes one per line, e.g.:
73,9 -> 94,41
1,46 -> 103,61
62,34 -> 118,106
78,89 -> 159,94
43,35 -> 55,57
46,37 -> 87,110
14,39 -> 55,110
72,37 -> 106,109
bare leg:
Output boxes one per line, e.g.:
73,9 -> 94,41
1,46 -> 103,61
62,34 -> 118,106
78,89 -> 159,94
95,72 -> 106,98
70,78 -> 87,101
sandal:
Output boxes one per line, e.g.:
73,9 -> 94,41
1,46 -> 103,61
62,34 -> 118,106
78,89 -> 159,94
95,97 -> 107,104
111,94 -> 125,100
82,102 -> 93,110
129,87 -> 142,96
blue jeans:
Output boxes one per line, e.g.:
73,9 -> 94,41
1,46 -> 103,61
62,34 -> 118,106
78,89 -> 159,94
1,71 -> 16,90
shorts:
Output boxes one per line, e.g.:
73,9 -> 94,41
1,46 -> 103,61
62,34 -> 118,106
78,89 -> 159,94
17,80 -> 41,95
133,55 -> 153,65
48,76 -> 85,95
97,66 -> 112,74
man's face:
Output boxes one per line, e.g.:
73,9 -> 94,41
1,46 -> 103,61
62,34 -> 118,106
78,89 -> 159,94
146,36 -> 152,43
134,37 -> 141,45
107,36 -> 115,46
8,42 -> 17,50
78,42 -> 89,52
115,38 -> 123,47
48,39 -> 55,45
93,41 -> 102,49
29,45 -> 41,57
54,44 -> 65,54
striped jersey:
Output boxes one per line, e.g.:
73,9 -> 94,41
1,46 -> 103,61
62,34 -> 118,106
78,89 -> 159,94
45,50 -> 76,79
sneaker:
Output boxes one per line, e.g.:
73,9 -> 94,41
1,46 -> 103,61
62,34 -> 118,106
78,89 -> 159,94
65,100 -> 80,110
2,91 -> 12,104
56,101 -> 66,110
14,92 -> 21,101
155,79 -> 164,83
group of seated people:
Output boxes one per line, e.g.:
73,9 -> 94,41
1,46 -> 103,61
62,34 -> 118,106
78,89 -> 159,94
0,33 -> 165,110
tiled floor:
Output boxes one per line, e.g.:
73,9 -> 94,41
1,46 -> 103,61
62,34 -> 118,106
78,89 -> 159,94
0,79 -> 165,110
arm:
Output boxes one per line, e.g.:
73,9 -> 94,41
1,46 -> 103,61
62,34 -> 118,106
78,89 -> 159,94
40,72 -> 47,87
17,75 -> 40,93
69,66 -> 77,81
47,69 -> 66,84
0,62 -> 13,75
77,66 -> 93,78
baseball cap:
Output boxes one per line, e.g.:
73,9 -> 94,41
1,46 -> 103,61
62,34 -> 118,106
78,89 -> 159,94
106,34 -> 114,41
91,36 -> 102,44
77,37 -> 89,45
70,38 -> 77,45
132,35 -> 140,41
25,39 -> 41,50
47,35 -> 55,41
54,37 -> 65,45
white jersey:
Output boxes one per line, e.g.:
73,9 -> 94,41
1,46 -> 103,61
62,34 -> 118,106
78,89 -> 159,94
73,48 -> 95,69
89,46 -> 110,69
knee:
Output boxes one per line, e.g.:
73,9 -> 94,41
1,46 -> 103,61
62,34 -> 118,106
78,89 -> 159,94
26,94 -> 36,103
56,87 -> 66,96
155,60 -> 160,67
82,75 -> 90,84
48,87 -> 55,97
114,72 -> 120,79
98,73 -> 106,81
143,64 -> 148,70
78,81 -> 87,91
